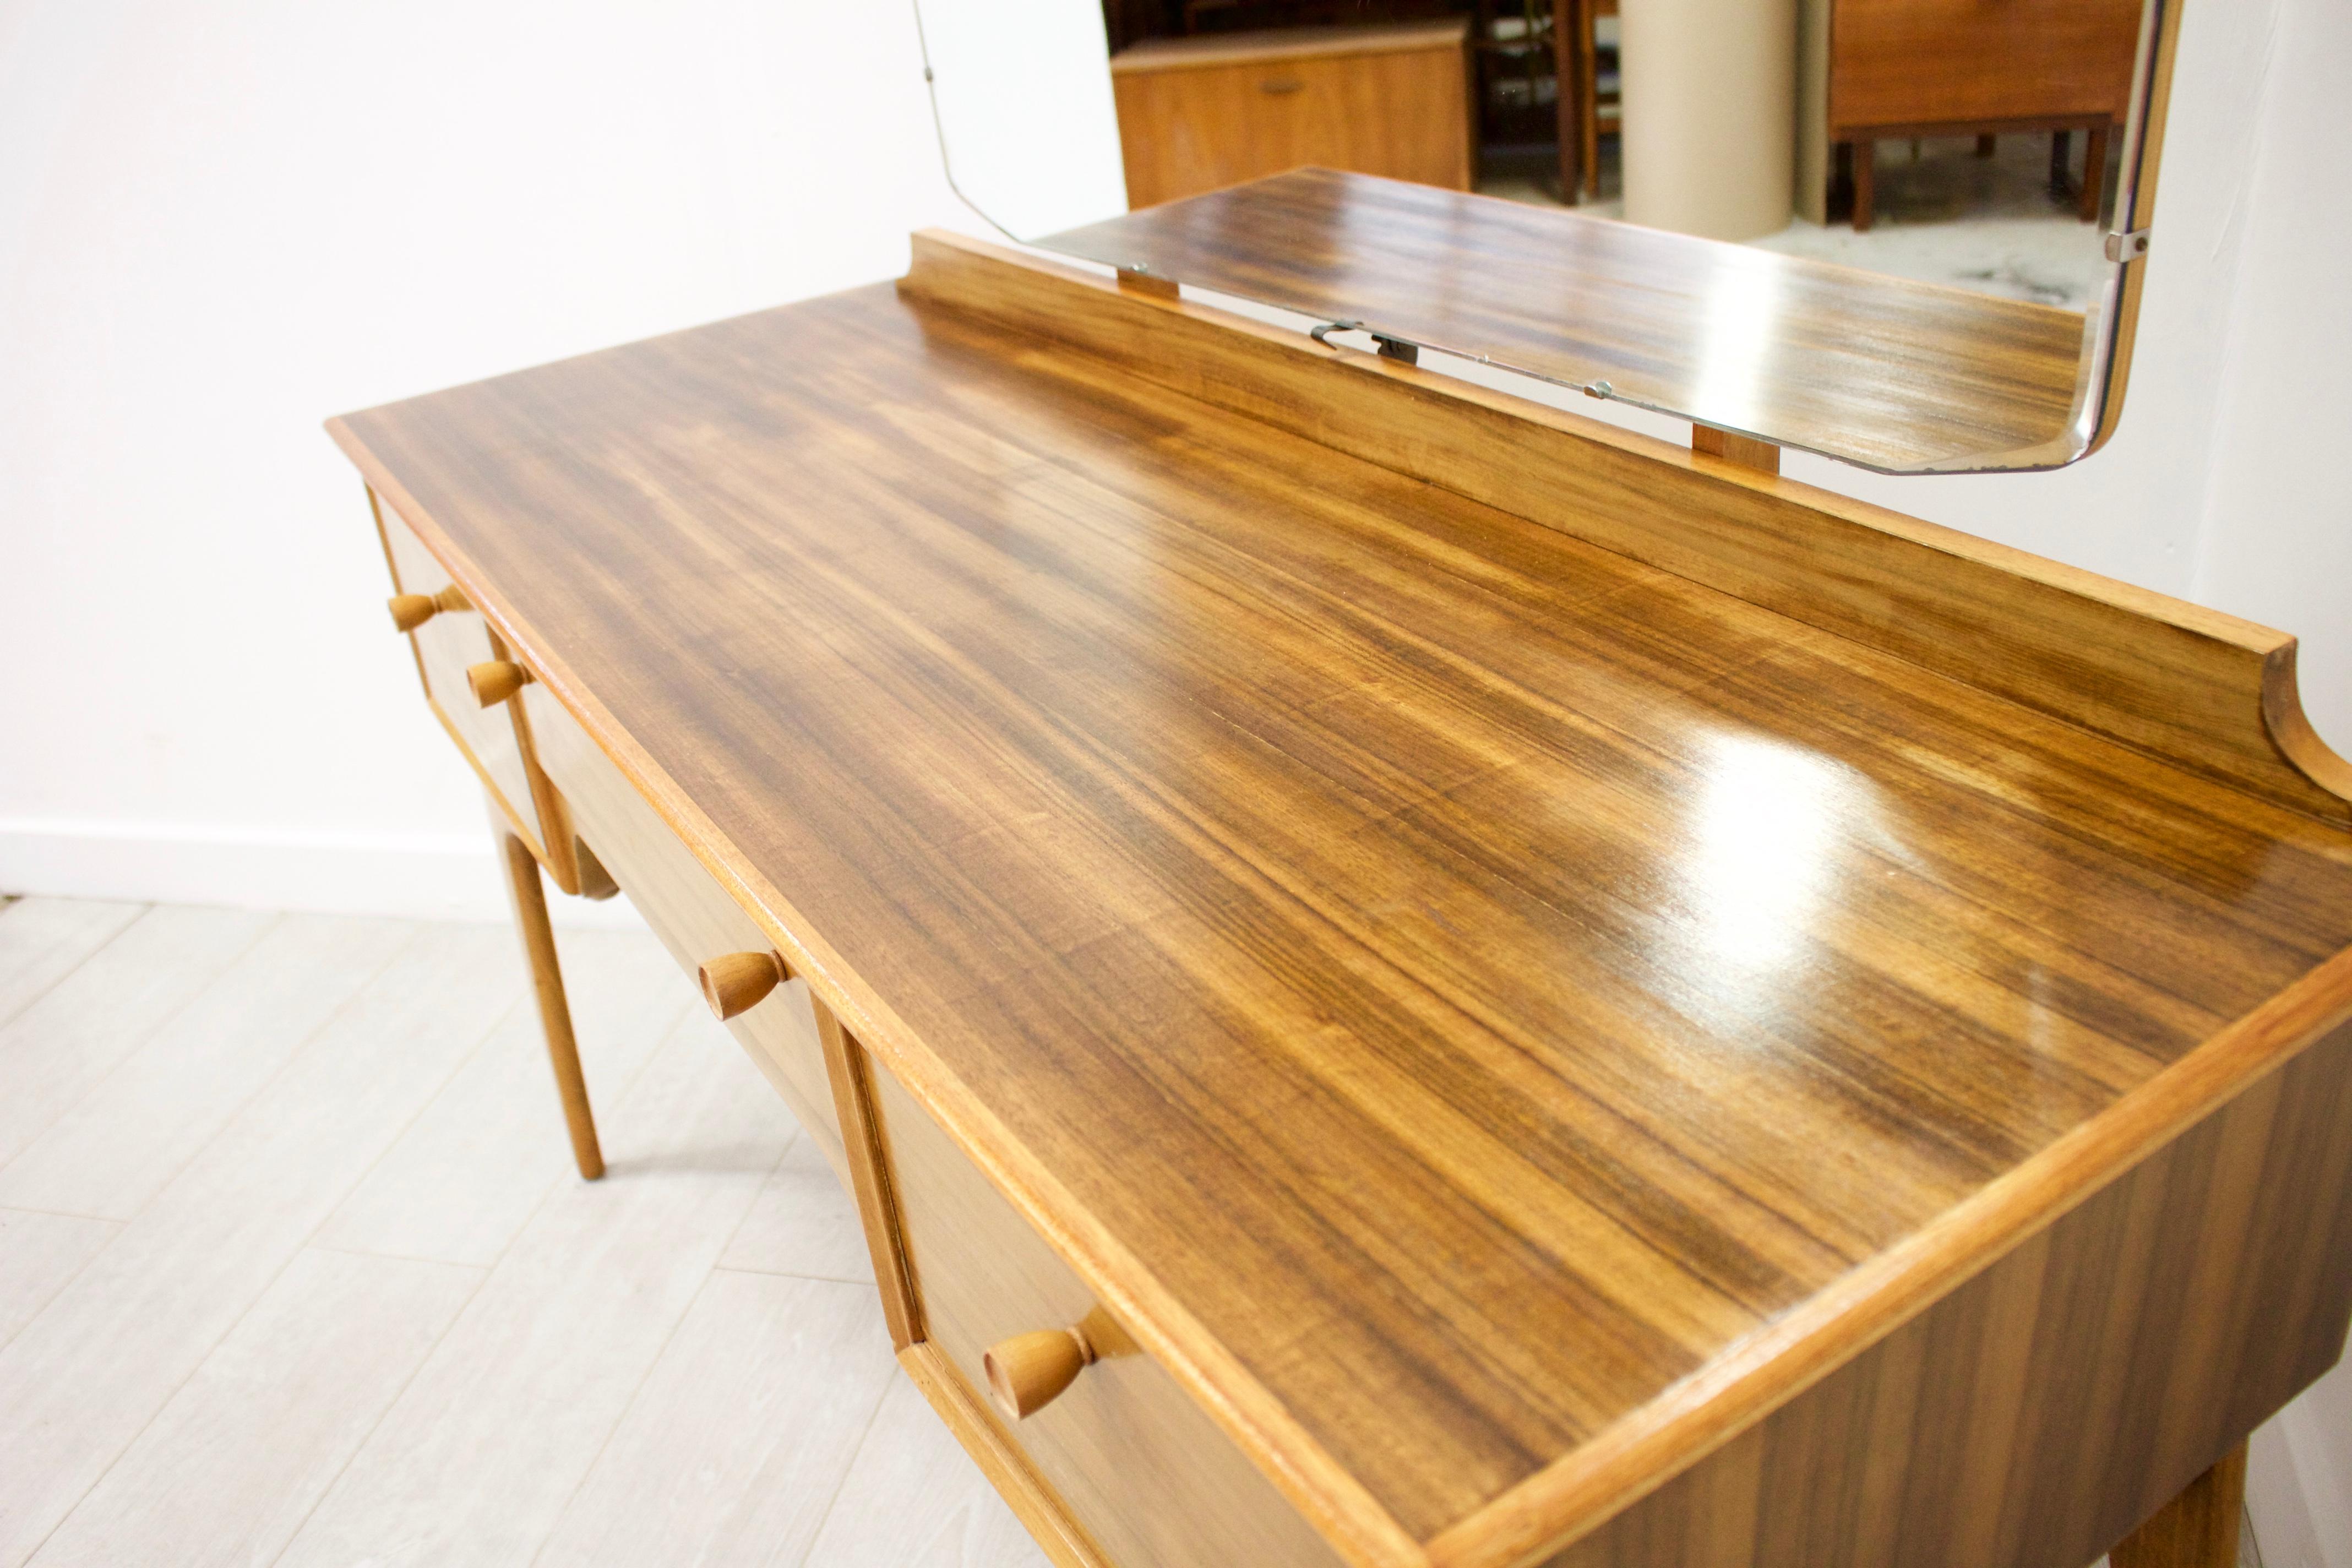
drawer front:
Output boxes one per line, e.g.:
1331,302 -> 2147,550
1113,46 -> 1468,208
373,489 -> 571,878
521,682 -> 848,1183
870,1061 -> 1344,1568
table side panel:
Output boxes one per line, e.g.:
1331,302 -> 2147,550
1534,1016 -> 2352,1568
872,1055 -> 1349,1568
375,489 -> 554,862
523,682 -> 848,1183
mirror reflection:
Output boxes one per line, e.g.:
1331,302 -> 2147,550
916,0 -> 2166,473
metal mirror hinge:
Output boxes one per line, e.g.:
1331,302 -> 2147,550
1309,318 -> 1419,365
2105,227 -> 2152,263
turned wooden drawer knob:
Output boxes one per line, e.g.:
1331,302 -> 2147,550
386,585 -> 470,631
467,660 -> 532,707
699,951 -> 784,1021
985,1325 -> 1098,1420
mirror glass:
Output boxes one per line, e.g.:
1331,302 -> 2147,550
913,0 -> 2172,475
914,0 -> 1130,239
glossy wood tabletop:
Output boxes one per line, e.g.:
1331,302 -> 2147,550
1040,168 -> 2090,472
332,280 -> 2352,1549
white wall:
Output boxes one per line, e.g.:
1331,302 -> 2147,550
0,0 -> 1026,924
2190,0 -> 2352,779
2181,0 -> 2352,1558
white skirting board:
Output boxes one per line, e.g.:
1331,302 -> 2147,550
0,819 -> 649,930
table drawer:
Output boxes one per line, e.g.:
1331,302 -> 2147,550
373,489 -> 577,888
521,682 -> 847,1182
868,1060 -> 1344,1568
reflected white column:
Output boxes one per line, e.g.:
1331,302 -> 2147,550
1620,0 -> 1798,243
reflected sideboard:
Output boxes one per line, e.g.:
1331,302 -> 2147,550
331,229 -> 2352,1568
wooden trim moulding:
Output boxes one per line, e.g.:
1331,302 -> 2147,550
490,625 -> 583,896
816,998 -> 926,1351
372,481 -> 584,894
367,485 -> 433,701
896,228 -> 2352,827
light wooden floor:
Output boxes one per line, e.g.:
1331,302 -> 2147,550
0,895 -> 1050,1568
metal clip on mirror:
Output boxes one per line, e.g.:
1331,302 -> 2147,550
1310,319 -> 1420,366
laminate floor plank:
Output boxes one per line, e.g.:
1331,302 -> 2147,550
0,916 -> 415,1220
718,1131 -> 875,1285
274,1009 -> 794,1568
26,1248 -> 482,1568
807,1376 -> 1054,1568
0,900 -> 1080,1566
0,905 -> 277,1172
535,1270 -> 897,1567
315,928 -> 694,1266
0,923 -> 523,1568
0,900 -> 147,1031
0,1209 -> 119,1349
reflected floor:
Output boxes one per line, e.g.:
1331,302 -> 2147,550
1482,133 -> 2114,313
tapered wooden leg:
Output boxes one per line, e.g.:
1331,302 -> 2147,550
1852,140 -> 1875,231
496,824 -> 604,1180
2082,122 -> 2111,222
2111,1442 -> 2246,1568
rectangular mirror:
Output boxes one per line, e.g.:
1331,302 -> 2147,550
913,0 -> 2179,475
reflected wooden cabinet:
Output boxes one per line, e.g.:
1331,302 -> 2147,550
1804,0 -> 2143,228
1110,20 -> 1472,210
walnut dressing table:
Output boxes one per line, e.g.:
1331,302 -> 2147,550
331,228 -> 2352,1568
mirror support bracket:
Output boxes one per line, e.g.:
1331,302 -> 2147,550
1310,319 -> 1421,366
2105,228 -> 2153,264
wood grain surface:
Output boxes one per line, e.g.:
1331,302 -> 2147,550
1512,1017 -> 2352,1568
1110,23 -> 1471,209
874,1054 -> 1353,1568
899,231 -> 2350,828
330,273 -> 2352,1561
1037,168 -> 2089,472
374,490 -> 568,879
1828,0 -> 2141,132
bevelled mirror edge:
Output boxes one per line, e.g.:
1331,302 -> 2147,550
2076,0 -> 2182,467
